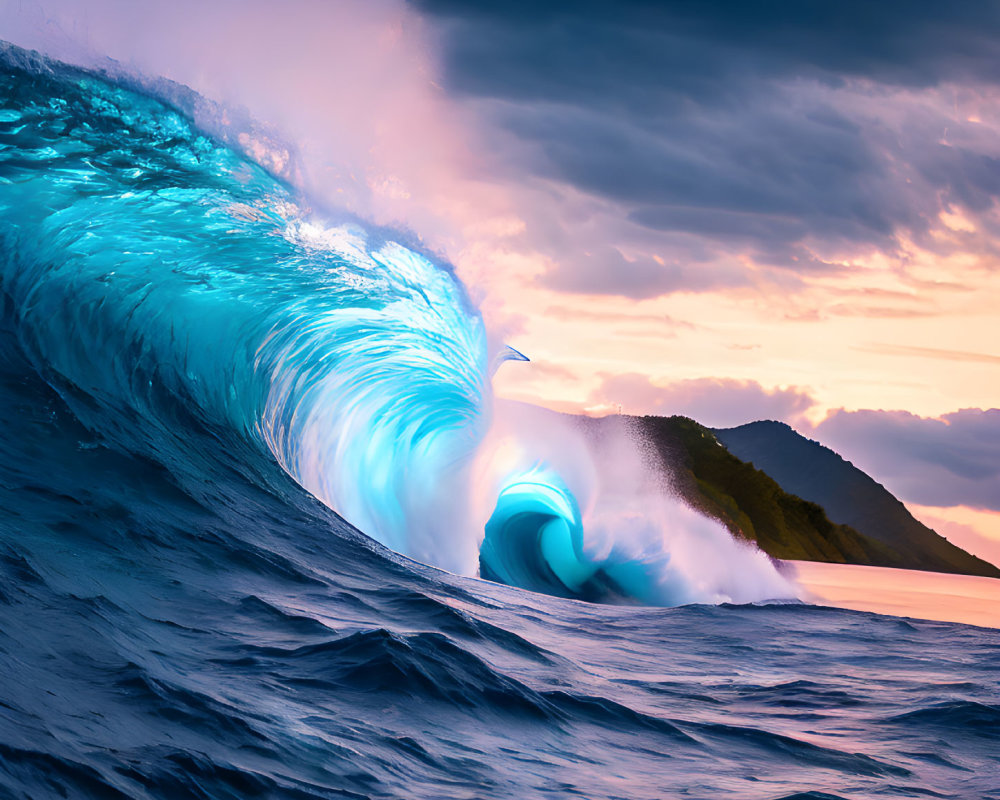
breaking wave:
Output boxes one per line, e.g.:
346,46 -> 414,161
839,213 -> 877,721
0,43 -> 790,606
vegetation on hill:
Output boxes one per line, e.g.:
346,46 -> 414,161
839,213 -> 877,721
629,415 -> 904,565
574,414 -> 999,577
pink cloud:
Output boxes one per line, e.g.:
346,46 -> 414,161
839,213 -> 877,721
589,375 -> 816,428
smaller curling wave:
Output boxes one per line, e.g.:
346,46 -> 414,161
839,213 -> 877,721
480,474 -> 590,598
473,404 -> 794,605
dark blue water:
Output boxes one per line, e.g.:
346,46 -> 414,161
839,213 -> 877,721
0,43 -> 998,800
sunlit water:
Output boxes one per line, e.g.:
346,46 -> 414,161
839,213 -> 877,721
0,44 -> 998,800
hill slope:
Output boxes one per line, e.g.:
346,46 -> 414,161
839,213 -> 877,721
620,415 -> 904,567
714,420 -> 999,578
573,414 -> 999,578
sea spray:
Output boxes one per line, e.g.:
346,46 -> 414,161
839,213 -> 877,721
473,402 -> 795,603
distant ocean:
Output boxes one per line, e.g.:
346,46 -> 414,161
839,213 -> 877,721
1,45 -> 998,800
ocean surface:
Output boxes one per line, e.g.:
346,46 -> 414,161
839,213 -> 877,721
1,44 -> 998,800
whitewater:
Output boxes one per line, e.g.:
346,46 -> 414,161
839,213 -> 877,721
0,44 -> 998,800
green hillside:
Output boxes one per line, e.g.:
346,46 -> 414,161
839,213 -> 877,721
630,415 -> 903,565
574,413 -> 999,577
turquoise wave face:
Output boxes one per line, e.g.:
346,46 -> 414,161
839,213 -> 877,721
0,51 -> 490,575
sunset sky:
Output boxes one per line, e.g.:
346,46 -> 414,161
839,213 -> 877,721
3,0 -> 998,563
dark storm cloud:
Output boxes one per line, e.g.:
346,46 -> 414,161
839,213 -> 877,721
415,0 -> 1000,293
498,99 -> 898,244
914,148 -> 1000,213
417,1 -> 1000,96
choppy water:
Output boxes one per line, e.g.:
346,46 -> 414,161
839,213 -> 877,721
1,43 -> 998,800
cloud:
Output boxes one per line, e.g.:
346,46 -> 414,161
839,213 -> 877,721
543,304 -> 689,328
416,1 -> 1000,92
815,408 -> 1000,511
499,94 -> 900,247
589,375 -> 816,428
855,343 -> 1000,364
541,246 -> 740,299
414,0 -> 1000,296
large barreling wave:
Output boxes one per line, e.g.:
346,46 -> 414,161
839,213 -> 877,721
0,42 -> 789,606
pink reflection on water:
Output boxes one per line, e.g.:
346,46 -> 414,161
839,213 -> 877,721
790,560 -> 1000,629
